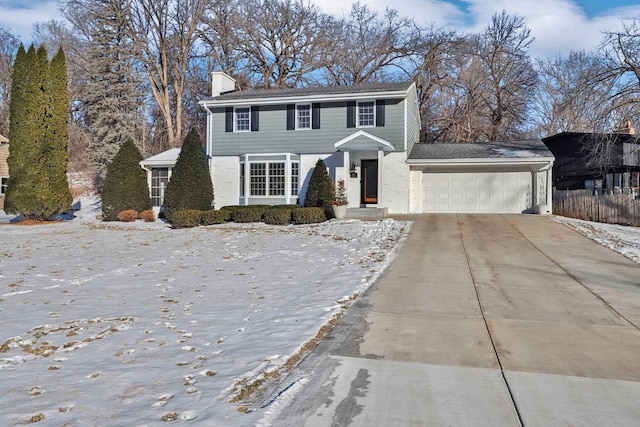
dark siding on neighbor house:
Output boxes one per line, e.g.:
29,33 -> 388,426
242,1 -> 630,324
543,133 -> 640,190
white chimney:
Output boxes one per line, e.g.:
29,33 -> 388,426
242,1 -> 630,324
211,71 -> 236,97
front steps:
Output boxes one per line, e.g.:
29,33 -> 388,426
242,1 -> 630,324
344,207 -> 388,219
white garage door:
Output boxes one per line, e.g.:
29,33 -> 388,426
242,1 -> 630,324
423,170 -> 532,213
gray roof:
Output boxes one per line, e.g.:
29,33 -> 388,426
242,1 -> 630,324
202,81 -> 414,102
408,139 -> 554,160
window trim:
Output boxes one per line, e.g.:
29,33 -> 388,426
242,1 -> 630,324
234,106 -> 251,132
296,103 -> 311,130
357,100 -> 376,128
239,154 -> 300,202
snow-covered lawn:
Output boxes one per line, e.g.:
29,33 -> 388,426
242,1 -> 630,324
0,202 -> 409,426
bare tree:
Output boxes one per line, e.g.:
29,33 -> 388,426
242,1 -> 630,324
0,24 -> 20,137
129,0 -> 207,148
232,0 -> 333,88
322,1 -> 419,85
531,51 -> 616,137
471,11 -> 537,141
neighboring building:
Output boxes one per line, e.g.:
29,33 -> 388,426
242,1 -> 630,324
543,127 -> 640,192
0,134 -> 8,211
143,72 -> 554,215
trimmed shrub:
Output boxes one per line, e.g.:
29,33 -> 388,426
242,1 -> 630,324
304,159 -> 335,219
139,209 -> 156,222
201,209 -> 230,225
117,209 -> 138,222
221,205 -> 270,214
171,209 -> 202,228
231,207 -> 265,223
292,207 -> 326,224
162,129 -> 214,222
264,208 -> 292,225
101,139 -> 152,221
270,204 -> 301,210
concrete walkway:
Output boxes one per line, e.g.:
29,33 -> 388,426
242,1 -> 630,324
267,214 -> 640,426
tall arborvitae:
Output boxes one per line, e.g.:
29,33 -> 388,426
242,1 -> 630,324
162,129 -> 213,222
3,44 -> 28,215
5,44 -> 72,220
304,158 -> 335,218
45,46 -> 72,214
101,138 -> 152,221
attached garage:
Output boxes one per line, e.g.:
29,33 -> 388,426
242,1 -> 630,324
408,140 -> 555,214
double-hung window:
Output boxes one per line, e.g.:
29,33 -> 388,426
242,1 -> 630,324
358,101 -> 375,127
235,107 -> 251,132
296,104 -> 311,130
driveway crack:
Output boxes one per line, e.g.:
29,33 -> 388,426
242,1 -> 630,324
457,214 -> 525,427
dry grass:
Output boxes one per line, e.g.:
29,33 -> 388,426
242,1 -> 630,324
230,309 -> 346,404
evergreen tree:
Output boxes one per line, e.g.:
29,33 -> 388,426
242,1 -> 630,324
82,0 -> 146,189
5,44 -> 72,220
45,46 -> 73,214
101,138 -> 152,221
162,129 -> 213,222
304,158 -> 334,218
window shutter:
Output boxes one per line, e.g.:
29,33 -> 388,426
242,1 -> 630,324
225,107 -> 233,132
312,103 -> 321,129
347,101 -> 356,128
376,100 -> 385,127
286,104 -> 295,130
251,106 -> 259,131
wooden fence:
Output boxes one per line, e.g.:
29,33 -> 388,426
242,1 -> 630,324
553,189 -> 640,226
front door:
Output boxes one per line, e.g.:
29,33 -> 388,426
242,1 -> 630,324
361,159 -> 378,204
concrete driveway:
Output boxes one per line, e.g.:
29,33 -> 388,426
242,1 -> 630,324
267,214 -> 640,426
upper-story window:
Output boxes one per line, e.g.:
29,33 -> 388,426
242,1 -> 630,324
235,107 -> 251,132
347,100 -> 385,128
287,103 -> 320,130
296,104 -> 311,130
226,106 -> 259,132
358,101 -> 375,127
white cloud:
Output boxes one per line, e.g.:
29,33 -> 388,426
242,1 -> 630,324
312,0 -> 640,58
0,1 -> 63,45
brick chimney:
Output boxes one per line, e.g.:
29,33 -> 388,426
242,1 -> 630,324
613,120 -> 635,135
210,71 -> 236,97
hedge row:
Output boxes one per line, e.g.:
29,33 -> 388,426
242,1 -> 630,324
171,205 -> 326,228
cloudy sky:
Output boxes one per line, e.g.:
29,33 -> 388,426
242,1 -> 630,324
2,0 -> 640,59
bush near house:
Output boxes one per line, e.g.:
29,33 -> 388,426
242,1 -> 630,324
201,209 -> 231,225
263,208 -> 292,225
162,129 -> 213,222
292,207 -> 326,224
231,207 -> 267,223
117,210 -> 138,222
139,209 -> 156,222
304,159 -> 335,219
101,139 -> 152,221
170,210 -> 203,228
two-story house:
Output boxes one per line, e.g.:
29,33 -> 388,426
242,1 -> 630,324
142,72 -> 555,215
196,72 -> 420,215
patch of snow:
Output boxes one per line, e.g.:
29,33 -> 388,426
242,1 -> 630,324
554,216 -> 640,264
0,198 -> 410,425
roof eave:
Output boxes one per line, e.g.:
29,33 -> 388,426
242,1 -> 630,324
406,157 -> 555,166
198,85 -> 414,107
